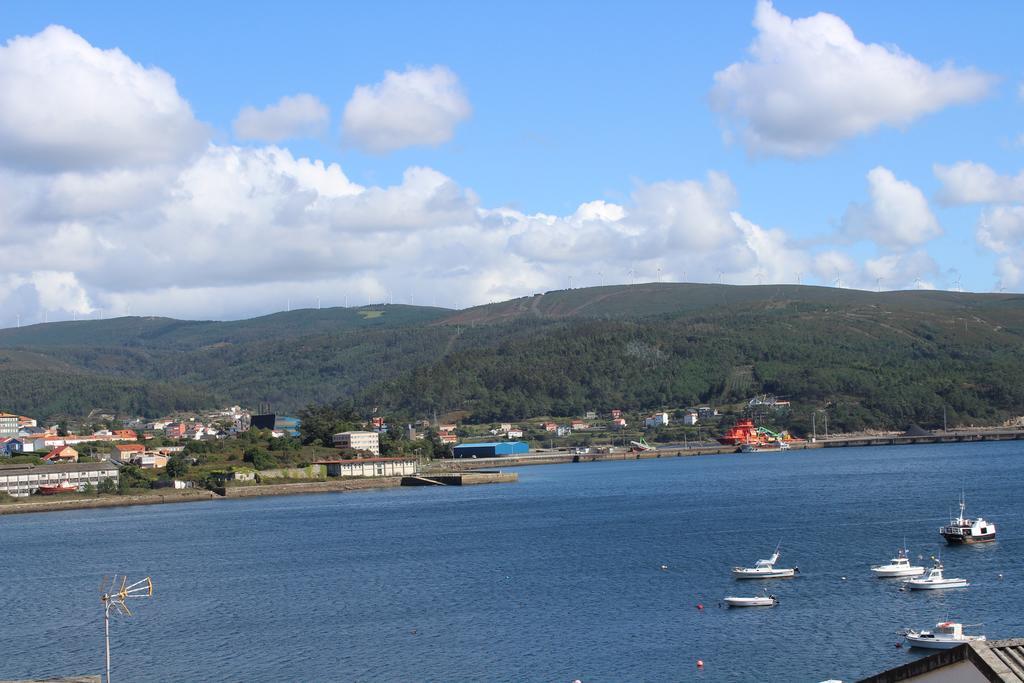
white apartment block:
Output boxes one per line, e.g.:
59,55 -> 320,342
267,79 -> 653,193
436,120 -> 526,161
0,462 -> 120,498
331,431 -> 380,456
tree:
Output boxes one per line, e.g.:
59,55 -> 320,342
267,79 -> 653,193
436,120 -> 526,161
243,447 -> 276,470
98,477 -> 117,494
166,455 -> 190,478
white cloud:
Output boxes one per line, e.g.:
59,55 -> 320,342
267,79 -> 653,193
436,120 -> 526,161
341,65 -> 471,153
0,25 -> 207,172
233,93 -> 329,142
935,161 -> 1024,204
711,1 -> 994,157
842,167 -> 941,248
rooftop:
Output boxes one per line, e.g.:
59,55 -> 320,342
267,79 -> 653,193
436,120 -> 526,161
0,463 -> 119,475
858,638 -> 1024,682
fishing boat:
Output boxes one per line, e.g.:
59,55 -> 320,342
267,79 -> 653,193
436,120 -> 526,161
37,480 -> 78,495
871,544 -> 925,578
940,493 -> 996,545
732,545 -> 799,579
723,589 -> 778,608
904,558 -> 968,591
903,622 -> 986,649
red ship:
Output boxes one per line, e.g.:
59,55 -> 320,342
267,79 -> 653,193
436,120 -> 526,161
37,481 -> 78,495
717,419 -> 762,446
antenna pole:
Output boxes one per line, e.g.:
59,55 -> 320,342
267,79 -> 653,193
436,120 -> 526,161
104,601 -> 111,683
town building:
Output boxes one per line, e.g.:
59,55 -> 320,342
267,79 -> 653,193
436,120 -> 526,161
17,415 -> 37,429
131,453 -> 169,469
570,420 -> 589,431
317,457 -> 417,477
452,442 -> 529,459
610,409 -> 622,419
0,413 -> 18,438
541,422 -> 558,432
556,426 -> 572,437
437,431 -> 458,445
0,462 -> 120,497
331,431 -> 380,456
506,429 -> 524,439
682,412 -> 699,426
645,412 -> 670,428
112,444 -> 145,461
696,406 -> 718,419
611,418 -> 627,430
42,446 -> 79,463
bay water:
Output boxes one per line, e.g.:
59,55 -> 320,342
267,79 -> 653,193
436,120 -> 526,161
5,441 -> 1024,681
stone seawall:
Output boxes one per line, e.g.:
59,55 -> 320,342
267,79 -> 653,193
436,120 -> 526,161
0,489 -> 218,515
216,477 -> 403,498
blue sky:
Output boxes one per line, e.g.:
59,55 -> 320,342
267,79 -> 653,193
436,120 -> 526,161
1,1 -> 1023,323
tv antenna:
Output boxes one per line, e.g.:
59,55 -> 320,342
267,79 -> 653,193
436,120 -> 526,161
100,574 -> 154,683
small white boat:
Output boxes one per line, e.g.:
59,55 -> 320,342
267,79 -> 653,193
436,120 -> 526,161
904,621 -> 986,649
871,544 -> 925,578
904,558 -> 968,591
723,589 -> 778,608
732,545 -> 799,579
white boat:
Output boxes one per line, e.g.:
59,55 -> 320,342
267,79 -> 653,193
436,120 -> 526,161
903,622 -> 986,649
732,545 -> 799,579
940,493 -> 996,545
871,545 -> 925,578
904,558 -> 968,590
723,589 -> 778,608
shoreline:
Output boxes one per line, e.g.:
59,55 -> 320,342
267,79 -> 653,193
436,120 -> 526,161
4,429 -> 1022,516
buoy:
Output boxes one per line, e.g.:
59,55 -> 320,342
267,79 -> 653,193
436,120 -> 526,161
696,603 -> 704,610
998,573 -> 1004,580
841,576 -> 846,581
660,565 -> 668,571
697,659 -> 704,669
895,642 -> 902,649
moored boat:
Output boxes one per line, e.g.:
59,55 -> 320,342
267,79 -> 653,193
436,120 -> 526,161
871,544 -> 925,578
940,493 -> 996,545
903,622 -> 985,649
732,545 -> 799,579
904,558 -> 968,590
724,589 -> 778,608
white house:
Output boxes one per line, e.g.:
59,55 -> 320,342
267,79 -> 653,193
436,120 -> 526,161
645,412 -> 670,428
506,429 -> 524,439
682,412 -> 699,426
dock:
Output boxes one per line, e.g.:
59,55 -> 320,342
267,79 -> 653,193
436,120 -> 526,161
401,471 -> 518,486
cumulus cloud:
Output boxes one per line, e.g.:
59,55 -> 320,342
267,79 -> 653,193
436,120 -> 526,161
842,167 -> 941,248
0,25 -> 208,172
341,65 -> 471,153
711,1 -> 994,157
935,161 -> 1024,204
233,93 -> 329,142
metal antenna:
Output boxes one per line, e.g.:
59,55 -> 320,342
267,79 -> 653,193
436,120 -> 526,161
100,574 -> 154,683
833,273 -> 842,288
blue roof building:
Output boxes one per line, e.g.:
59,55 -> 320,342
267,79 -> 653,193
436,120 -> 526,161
452,441 -> 529,458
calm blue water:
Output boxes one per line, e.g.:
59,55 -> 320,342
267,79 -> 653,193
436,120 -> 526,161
4,442 -> 1024,682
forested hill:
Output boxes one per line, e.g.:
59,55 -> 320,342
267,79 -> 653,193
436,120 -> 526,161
3,284 -> 1024,431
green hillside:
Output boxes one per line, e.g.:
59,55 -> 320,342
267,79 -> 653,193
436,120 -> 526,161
2,285 -> 1024,431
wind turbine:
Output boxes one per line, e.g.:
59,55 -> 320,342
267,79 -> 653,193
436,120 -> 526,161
914,276 -> 923,290
795,272 -> 802,285
756,270 -> 764,285
718,271 -> 724,284
875,277 -> 882,293
657,267 -> 662,283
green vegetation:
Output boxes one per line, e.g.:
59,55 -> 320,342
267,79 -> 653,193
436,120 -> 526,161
3,285 -> 1024,433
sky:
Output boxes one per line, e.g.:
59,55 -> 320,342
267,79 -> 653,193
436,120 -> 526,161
2,0 -> 1024,325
